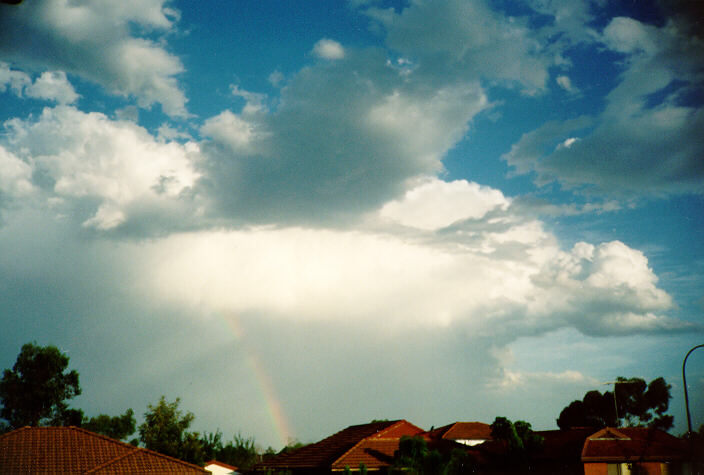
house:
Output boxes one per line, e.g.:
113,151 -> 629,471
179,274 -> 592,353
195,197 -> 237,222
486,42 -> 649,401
423,421 -> 492,446
531,428 -> 602,474
581,427 -> 690,475
205,459 -> 240,474
0,425 -> 209,474
252,420 -> 424,473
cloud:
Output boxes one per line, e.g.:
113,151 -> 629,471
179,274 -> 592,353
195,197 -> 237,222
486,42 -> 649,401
25,71 -> 79,104
379,177 -> 509,230
0,0 -> 186,116
1,63 -> 78,104
131,178 -> 687,338
361,0 -> 554,93
503,16 -> 704,195
199,48 -> 489,224
555,75 -> 577,93
0,62 -> 30,95
312,39 -> 345,60
490,369 -> 598,391
1,106 -> 200,230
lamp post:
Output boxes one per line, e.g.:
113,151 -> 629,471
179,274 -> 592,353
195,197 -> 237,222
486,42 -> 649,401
683,344 -> 704,436
603,378 -> 641,427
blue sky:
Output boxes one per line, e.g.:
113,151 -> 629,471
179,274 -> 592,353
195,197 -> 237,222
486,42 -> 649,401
0,0 -> 702,449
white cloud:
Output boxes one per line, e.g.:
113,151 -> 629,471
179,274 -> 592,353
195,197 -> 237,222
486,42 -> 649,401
312,39 -> 345,60
1,106 -> 200,230
556,75 -> 577,93
201,110 -> 259,155
25,71 -> 79,104
379,177 -> 509,230
491,369 -> 598,391
0,146 -> 34,198
134,190 -> 685,337
503,16 -> 704,195
0,0 -> 186,116
0,62 -> 31,95
1,63 -> 78,104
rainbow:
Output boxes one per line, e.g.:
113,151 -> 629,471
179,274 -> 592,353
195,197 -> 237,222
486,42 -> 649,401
224,315 -> 293,448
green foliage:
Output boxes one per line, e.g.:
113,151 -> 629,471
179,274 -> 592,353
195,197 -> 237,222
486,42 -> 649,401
444,448 -> 475,475
277,438 -> 306,455
83,409 -> 136,441
138,396 -> 196,462
214,432 -> 260,471
359,462 -> 368,474
392,435 -> 446,474
0,343 -> 81,428
490,417 -> 543,468
557,377 -> 673,430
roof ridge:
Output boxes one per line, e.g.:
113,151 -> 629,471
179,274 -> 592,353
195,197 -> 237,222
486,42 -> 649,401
331,420 -> 419,468
85,444 -> 208,473
376,420 -> 412,437
332,436 -> 370,468
84,447 -> 141,474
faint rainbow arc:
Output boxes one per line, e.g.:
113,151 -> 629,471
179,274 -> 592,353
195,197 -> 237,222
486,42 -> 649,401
223,315 -> 293,448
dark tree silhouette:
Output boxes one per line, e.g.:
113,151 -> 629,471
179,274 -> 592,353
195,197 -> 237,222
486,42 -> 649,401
0,343 -> 81,429
557,377 -> 673,430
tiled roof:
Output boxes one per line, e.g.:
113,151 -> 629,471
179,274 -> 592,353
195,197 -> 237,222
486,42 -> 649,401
534,428 -> 596,460
254,420 -> 423,471
581,427 -> 688,463
425,422 -> 492,441
331,438 -> 401,470
0,426 -> 209,474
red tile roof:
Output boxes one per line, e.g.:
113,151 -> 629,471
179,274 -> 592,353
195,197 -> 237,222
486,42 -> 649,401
581,427 -> 688,463
331,438 -> 401,470
534,428 -> 596,461
424,422 -> 492,442
0,426 -> 209,474
254,420 -> 424,471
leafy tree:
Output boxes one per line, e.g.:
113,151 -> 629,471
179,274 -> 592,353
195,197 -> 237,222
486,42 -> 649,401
392,435 -> 444,474
557,377 -> 673,430
444,448 -> 476,475
490,417 -> 543,468
83,409 -> 136,441
200,431 -> 261,470
221,433 -> 260,470
0,343 -> 81,429
138,396 -> 197,462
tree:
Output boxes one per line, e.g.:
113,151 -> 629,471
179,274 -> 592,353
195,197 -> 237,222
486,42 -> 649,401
392,435 -> 444,474
490,417 -> 543,468
0,343 -> 81,429
138,396 -> 197,462
83,409 -> 136,441
199,430 -> 261,471
557,377 -> 673,430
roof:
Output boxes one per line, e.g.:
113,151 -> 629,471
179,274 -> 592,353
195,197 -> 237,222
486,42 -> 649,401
581,427 -> 688,463
0,426 -> 209,474
424,422 -> 492,441
534,428 -> 596,461
254,420 -> 424,471
331,438 -> 401,470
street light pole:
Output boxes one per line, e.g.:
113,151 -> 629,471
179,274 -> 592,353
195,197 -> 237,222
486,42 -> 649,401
683,344 -> 704,436
603,378 -> 641,427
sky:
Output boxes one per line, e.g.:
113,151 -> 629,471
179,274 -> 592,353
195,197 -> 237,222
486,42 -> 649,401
0,0 -> 703,450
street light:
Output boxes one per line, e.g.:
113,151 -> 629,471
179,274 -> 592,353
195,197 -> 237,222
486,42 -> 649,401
682,344 -> 704,436
603,378 -> 641,426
